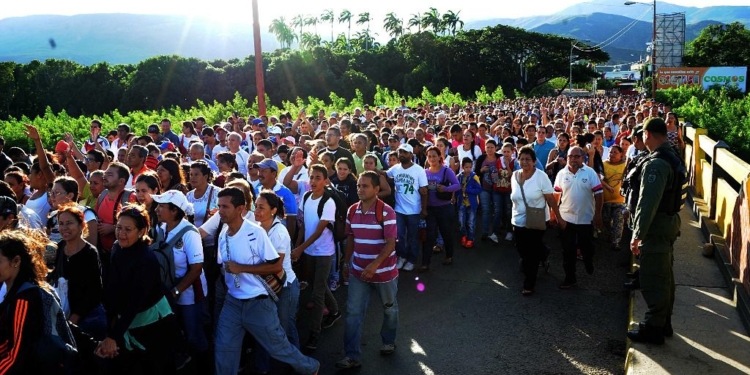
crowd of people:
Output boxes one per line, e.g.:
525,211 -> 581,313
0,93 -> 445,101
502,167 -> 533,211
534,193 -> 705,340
0,94 -> 685,374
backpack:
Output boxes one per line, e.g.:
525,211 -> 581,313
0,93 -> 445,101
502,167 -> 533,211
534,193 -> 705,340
149,224 -> 199,290
303,186 -> 349,241
95,189 -> 135,222
349,199 -> 386,229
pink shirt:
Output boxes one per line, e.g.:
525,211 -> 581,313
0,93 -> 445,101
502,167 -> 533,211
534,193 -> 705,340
345,200 -> 398,283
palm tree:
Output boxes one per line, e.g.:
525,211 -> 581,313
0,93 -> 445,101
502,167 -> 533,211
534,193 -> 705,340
292,14 -> 305,45
269,17 -> 296,49
442,10 -> 464,36
408,12 -> 422,33
320,9 -> 335,43
305,15 -> 319,35
356,12 -> 372,49
300,32 -> 321,50
383,12 -> 404,41
421,8 -> 443,35
339,10 -> 353,50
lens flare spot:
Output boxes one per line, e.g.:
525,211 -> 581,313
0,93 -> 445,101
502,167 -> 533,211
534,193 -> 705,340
416,283 -> 425,292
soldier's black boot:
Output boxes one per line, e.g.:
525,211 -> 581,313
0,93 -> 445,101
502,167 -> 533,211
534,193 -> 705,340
663,318 -> 673,337
628,323 -> 665,345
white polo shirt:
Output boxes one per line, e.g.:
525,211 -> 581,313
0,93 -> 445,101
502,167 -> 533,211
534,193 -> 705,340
217,219 -> 279,299
554,164 -> 603,225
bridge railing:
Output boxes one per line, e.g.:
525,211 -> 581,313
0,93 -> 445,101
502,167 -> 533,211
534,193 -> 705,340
683,122 -> 750,317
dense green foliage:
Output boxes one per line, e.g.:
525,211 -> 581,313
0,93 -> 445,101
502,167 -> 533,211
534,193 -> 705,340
0,25 -> 607,123
657,85 -> 750,160
0,85 -> 506,151
683,22 -> 750,67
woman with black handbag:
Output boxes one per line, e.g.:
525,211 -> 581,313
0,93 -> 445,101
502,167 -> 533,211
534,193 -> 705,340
420,146 -> 460,272
510,146 -> 565,296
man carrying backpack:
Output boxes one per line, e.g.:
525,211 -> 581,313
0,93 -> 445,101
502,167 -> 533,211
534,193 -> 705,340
96,162 -> 136,275
292,164 -> 342,352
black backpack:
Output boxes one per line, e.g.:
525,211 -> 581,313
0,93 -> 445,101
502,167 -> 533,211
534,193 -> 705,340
303,185 -> 349,241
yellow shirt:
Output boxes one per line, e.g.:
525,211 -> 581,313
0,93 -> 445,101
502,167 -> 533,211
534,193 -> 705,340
602,161 -> 626,203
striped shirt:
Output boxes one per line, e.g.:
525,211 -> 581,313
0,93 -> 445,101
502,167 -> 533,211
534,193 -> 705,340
345,200 -> 398,283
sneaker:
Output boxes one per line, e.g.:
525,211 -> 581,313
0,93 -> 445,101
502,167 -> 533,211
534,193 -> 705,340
402,262 -> 415,271
322,311 -> 342,329
465,240 -> 474,248
488,233 -> 499,243
461,236 -> 468,247
380,343 -> 397,356
329,279 -> 340,292
304,333 -> 319,351
335,357 -> 362,369
505,232 -> 514,242
396,257 -> 406,269
576,249 -> 583,261
342,280 -> 349,286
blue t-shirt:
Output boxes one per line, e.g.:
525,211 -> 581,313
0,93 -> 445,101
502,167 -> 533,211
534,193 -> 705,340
255,182 -> 298,217
533,139 -> 556,166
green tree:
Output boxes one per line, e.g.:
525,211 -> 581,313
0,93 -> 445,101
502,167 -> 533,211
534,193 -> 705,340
408,13 -> 422,33
300,32 -> 322,50
356,12 -> 372,50
304,15 -> 319,35
441,10 -> 464,36
683,22 -> 750,67
383,12 -> 404,41
320,9 -> 335,43
269,17 -> 296,49
421,8 -> 443,35
338,10 -> 353,50
292,15 -> 306,46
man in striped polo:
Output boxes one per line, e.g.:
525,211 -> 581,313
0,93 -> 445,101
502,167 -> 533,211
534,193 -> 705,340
336,171 -> 399,369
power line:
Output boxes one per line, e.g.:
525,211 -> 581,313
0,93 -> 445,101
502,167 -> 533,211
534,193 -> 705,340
573,6 -> 652,52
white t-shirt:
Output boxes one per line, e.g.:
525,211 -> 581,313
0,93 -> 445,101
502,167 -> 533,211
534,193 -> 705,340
265,218 -> 297,285
510,169 -> 554,228
25,192 -> 51,222
179,134 -> 200,151
211,144 -> 229,162
387,164 -> 428,215
187,185 -> 221,229
554,165 -> 603,225
299,192 -> 336,257
201,209 -> 254,238
277,166 -> 309,207
457,145 -> 482,168
233,150 -> 251,176
19,205 -> 43,230
217,219 -> 279,299
160,219 -> 207,305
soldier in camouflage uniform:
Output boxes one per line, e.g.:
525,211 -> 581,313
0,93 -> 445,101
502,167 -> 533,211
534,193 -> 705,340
627,118 -> 683,345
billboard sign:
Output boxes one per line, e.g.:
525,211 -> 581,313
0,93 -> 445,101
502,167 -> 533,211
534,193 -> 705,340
657,66 -> 747,92
603,70 -> 641,81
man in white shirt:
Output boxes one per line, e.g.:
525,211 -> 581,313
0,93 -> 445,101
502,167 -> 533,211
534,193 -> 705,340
554,146 -> 604,289
214,187 -> 319,375
291,164 -> 342,351
226,132 -> 250,176
386,144 -> 428,272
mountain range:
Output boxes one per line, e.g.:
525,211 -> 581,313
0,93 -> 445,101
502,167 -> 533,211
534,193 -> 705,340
1,1 -> 748,66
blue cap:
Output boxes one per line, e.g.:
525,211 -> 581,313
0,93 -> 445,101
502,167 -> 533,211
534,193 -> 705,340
257,158 -> 278,171
251,118 -> 264,125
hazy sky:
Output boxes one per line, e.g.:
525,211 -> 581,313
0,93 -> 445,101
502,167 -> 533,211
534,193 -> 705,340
2,0 -> 748,22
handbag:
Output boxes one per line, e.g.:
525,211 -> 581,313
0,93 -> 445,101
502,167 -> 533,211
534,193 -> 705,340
252,222 -> 288,301
53,244 -> 71,318
516,172 -> 547,230
436,168 -> 453,201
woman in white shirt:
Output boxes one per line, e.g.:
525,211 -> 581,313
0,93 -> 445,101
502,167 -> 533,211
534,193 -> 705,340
179,121 -> 201,154
457,130 -> 482,168
510,146 -> 564,296
252,190 -> 300,373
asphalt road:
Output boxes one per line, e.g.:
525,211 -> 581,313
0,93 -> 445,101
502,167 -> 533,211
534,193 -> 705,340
289,227 -> 631,375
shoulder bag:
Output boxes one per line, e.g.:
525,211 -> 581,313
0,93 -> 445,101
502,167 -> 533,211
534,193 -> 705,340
516,172 -> 547,230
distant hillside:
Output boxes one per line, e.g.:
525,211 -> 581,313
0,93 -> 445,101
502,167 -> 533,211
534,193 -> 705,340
531,13 -> 723,64
0,14 -> 282,65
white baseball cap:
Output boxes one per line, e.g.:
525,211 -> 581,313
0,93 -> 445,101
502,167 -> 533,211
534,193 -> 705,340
152,190 -> 194,216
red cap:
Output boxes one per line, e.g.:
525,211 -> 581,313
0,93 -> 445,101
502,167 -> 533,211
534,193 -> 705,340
55,140 -> 70,152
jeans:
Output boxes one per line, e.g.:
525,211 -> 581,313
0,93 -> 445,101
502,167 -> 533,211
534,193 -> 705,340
514,226 -> 547,290
458,204 -> 477,240
480,190 -> 511,235
344,276 -> 399,361
254,279 -> 301,373
560,223 -> 595,284
396,213 -> 421,264
423,205 -> 456,266
175,300 -> 209,353
215,295 -> 319,375
78,304 -> 107,341
328,241 -> 342,284
304,253 -> 339,333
